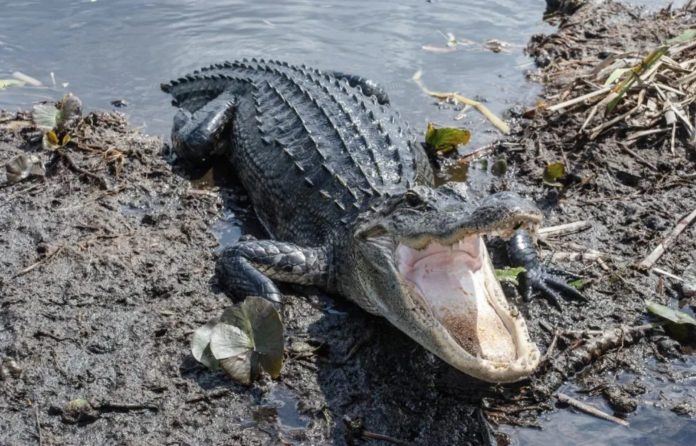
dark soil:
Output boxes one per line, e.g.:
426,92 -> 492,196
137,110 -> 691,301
1,1 -> 694,445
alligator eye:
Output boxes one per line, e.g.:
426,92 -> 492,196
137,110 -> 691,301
405,190 -> 423,207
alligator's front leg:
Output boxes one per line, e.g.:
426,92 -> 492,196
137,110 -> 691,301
217,240 -> 329,305
508,229 -> 586,309
171,90 -> 237,162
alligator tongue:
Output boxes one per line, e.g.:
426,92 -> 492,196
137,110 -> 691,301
399,238 -> 516,362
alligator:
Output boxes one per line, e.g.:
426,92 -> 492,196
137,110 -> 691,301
161,59 -> 583,383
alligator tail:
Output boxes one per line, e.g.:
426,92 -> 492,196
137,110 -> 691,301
161,62 -> 239,112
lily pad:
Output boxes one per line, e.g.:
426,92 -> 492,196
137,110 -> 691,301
425,123 -> 471,155
191,296 -> 284,384
190,318 -> 220,370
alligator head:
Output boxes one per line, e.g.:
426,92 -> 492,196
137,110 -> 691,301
344,184 -> 542,383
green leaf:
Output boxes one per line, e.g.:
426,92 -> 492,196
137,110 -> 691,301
667,29 -> 696,44
646,301 -> 696,327
0,79 -> 25,90
495,266 -> 526,286
191,318 -> 221,370
543,162 -> 566,187
568,279 -> 587,290
604,68 -> 630,86
425,123 -> 471,155
607,46 -> 667,113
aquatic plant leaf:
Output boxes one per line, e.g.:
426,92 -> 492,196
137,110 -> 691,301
646,301 -> 696,327
425,123 -> 471,155
32,103 -> 59,131
543,162 -> 566,187
203,296 -> 284,383
495,266 -> 526,286
0,79 -> 25,90
667,29 -> 696,44
191,318 -> 220,370
56,93 -> 82,130
5,154 -> 45,184
210,322 -> 253,359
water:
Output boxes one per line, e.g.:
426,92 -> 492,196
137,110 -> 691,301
0,0 -> 550,144
1,0 -> 691,444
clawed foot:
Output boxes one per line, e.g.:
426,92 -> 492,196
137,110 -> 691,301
519,264 -> 587,310
508,229 -> 588,310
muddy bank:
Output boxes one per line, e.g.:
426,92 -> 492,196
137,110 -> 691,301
1,1 -> 695,446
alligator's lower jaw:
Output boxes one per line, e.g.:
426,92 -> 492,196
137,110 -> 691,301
397,235 -> 540,382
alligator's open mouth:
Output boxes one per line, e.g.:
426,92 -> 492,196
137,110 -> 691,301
396,221 -> 540,382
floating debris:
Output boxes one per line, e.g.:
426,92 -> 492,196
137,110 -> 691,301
0,79 -> 24,90
5,154 -> 45,184
191,296 -> 284,384
483,39 -> 512,53
12,71 -> 42,87
111,99 -> 128,108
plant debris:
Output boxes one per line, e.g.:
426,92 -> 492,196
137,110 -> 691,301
4,154 -> 45,184
191,296 -> 284,384
424,123 -> 471,155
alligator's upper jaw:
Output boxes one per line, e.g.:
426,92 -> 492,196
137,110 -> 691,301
397,234 -> 540,383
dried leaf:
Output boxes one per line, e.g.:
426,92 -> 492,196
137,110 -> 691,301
425,123 -> 471,155
5,154 -> 45,184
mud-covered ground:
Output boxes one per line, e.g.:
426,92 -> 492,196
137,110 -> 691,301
1,1 -> 695,445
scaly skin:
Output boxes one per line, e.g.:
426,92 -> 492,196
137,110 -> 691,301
162,59 -> 582,383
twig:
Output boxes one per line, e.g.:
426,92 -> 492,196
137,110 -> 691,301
538,221 -> 591,237
651,267 -> 684,282
638,207 -> 696,270
625,127 -> 670,141
457,143 -> 497,164
413,72 -> 510,134
618,143 -> 658,171
59,151 -> 109,190
361,430 -> 411,446
546,86 -> 613,112
13,245 -> 65,278
33,400 -> 43,446
541,330 -> 560,364
556,393 -> 629,427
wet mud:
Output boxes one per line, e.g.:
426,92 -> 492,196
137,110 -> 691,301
1,1 -> 695,445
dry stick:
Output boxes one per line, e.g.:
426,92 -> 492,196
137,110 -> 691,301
59,151 -> 109,190
556,393 -> 629,427
625,127 -> 670,141
361,430 -> 411,446
651,267 -> 684,282
618,143 -> 658,171
546,86 -> 613,112
458,143 -> 497,163
33,401 -> 43,446
538,221 -> 591,238
589,90 -> 645,140
13,245 -> 65,278
638,207 -> 696,270
412,73 -> 510,134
